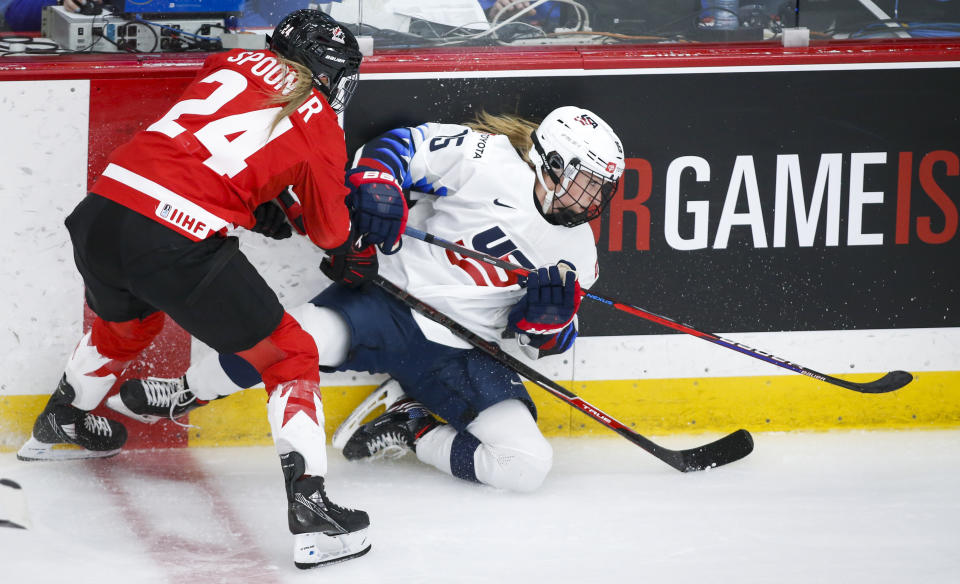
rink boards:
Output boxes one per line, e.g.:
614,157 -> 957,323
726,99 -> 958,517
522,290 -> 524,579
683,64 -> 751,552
0,47 -> 958,450
2,327 -> 958,451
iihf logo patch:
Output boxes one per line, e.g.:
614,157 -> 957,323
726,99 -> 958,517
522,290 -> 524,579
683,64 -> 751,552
574,114 -> 598,128
159,203 -> 172,218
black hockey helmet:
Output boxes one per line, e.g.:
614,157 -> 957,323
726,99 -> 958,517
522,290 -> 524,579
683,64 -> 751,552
270,9 -> 363,113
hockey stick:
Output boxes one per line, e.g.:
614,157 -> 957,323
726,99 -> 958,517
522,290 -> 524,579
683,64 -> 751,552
372,275 -> 754,473
403,226 -> 913,394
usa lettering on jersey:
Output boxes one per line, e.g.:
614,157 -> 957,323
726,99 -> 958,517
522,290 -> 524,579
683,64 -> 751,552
444,226 -> 535,288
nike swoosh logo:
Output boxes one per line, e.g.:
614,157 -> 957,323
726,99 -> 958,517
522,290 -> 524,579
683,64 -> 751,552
493,198 -> 515,209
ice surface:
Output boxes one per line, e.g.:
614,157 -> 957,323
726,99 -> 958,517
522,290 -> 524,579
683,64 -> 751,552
1,430 -> 959,584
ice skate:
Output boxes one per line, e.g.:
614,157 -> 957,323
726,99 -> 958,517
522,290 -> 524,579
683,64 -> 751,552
106,376 -> 208,424
341,391 -> 440,461
332,378 -> 406,449
17,375 -> 127,461
281,451 -> 371,569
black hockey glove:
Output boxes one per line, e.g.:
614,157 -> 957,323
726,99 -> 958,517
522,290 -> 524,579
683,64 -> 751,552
320,245 -> 378,288
251,200 -> 293,240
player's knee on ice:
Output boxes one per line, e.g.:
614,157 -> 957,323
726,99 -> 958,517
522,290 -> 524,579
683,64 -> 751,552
463,399 -> 553,493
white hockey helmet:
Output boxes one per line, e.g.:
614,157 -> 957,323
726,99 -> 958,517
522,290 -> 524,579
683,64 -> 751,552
529,106 -> 624,227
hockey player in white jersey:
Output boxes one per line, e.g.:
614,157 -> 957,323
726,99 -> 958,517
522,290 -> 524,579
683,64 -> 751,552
109,106 -> 624,492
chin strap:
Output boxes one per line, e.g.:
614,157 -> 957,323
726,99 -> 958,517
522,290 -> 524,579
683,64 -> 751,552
529,132 -> 561,216
538,175 -> 556,216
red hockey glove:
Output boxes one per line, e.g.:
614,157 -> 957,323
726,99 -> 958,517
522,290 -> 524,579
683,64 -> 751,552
251,200 -> 293,240
345,167 -> 408,254
320,245 -> 378,288
508,261 -> 581,336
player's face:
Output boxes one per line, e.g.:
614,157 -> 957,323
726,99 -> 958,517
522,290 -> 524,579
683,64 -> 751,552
551,168 -> 606,215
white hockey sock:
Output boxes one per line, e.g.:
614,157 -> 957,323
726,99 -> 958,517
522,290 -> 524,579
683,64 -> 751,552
64,332 -> 122,411
267,380 -> 328,476
414,424 -> 457,475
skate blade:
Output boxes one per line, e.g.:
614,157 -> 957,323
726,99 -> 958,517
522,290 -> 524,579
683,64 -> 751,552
332,379 -> 405,450
374,444 -> 410,461
105,394 -> 161,424
293,529 -> 371,569
16,436 -> 121,462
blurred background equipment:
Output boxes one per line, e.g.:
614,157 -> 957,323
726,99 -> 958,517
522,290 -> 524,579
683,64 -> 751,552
0,478 -> 31,530
108,0 -> 243,18
41,4 -> 228,52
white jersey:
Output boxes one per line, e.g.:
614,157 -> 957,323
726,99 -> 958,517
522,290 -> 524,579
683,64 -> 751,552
354,122 -> 599,348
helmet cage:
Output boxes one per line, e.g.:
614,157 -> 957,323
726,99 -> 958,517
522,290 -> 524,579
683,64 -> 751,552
324,68 -> 359,113
531,131 -> 620,227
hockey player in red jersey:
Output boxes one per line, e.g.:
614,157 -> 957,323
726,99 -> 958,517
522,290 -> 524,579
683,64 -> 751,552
17,9 -> 404,569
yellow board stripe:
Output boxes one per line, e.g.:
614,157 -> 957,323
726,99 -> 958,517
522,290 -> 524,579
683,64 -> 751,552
2,371 -> 958,451
536,370 -> 960,435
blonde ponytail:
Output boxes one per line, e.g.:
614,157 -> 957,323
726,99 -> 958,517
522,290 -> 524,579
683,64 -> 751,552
267,57 -> 317,131
465,111 -> 539,169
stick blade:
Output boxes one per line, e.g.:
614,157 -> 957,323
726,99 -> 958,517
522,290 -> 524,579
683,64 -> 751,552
677,429 -> 754,472
847,370 -> 914,394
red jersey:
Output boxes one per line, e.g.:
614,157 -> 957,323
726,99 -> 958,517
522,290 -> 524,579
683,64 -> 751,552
91,49 -> 351,250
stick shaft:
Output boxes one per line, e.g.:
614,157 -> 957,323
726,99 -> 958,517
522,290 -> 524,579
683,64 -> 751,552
403,226 -> 912,393
372,275 -> 753,472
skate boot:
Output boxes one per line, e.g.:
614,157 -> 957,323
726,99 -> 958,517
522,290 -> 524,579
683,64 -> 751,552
341,397 -> 441,461
281,451 -> 371,569
17,375 -> 127,461
106,376 -> 210,424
